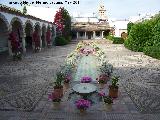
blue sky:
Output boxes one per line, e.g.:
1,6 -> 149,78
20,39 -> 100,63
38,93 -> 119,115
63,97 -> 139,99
0,0 -> 160,20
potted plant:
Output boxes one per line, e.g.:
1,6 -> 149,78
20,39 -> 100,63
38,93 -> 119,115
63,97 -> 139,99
54,71 -> 65,98
75,99 -> 91,113
103,96 -> 113,111
109,76 -> 119,98
48,93 -> 61,108
97,74 -> 109,83
98,91 -> 105,101
63,75 -> 71,90
99,62 -> 113,77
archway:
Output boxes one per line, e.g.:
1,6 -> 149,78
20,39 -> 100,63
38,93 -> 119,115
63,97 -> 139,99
42,25 -> 46,48
25,21 -> 33,51
96,31 -> 100,38
11,17 -> 23,52
87,31 -> 92,39
104,29 -> 110,37
0,16 -> 9,54
121,32 -> 128,39
33,22 -> 41,50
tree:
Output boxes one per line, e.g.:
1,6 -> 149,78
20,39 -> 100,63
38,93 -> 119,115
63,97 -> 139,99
54,7 -> 71,38
54,7 -> 64,36
23,6 -> 27,14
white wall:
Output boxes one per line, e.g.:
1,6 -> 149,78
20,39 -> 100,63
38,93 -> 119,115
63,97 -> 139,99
109,20 -> 129,37
0,12 -> 53,29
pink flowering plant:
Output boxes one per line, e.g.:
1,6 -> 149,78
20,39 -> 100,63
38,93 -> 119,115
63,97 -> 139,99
64,75 -> 72,83
75,99 -> 91,110
96,74 -> 109,84
81,76 -> 92,83
98,91 -> 105,97
98,91 -> 105,101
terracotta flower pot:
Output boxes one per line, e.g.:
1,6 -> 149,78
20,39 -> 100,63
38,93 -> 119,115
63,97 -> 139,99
79,108 -> 86,114
53,86 -> 63,98
109,86 -> 118,98
64,83 -> 70,90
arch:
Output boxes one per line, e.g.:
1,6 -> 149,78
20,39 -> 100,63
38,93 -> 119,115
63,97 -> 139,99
121,32 -> 128,39
34,22 -> 41,35
24,20 -> 33,29
41,24 -> 47,47
25,20 -> 34,51
10,17 -> 24,53
0,13 -> 9,31
0,14 -> 9,53
10,17 -> 23,31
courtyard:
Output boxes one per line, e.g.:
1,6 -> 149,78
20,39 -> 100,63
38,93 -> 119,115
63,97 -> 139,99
0,40 -> 160,120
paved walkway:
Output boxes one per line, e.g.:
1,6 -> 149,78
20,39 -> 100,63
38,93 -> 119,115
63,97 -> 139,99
0,40 -> 160,120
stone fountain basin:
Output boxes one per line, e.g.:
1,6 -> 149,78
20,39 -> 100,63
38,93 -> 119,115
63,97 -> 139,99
72,83 -> 97,94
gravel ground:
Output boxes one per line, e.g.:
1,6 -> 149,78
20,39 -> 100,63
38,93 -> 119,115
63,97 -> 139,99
0,40 -> 160,120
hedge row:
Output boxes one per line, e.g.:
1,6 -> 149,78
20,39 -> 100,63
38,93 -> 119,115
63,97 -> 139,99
55,36 -> 71,46
124,13 -> 160,59
106,34 -> 124,44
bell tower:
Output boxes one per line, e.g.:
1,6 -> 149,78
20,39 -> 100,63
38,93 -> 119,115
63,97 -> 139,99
98,0 -> 108,21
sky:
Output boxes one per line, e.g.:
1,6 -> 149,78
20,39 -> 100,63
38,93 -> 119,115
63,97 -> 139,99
0,0 -> 160,22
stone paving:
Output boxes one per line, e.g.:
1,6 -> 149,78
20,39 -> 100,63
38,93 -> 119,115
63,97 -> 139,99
99,44 -> 160,114
0,40 -> 160,120
0,42 -> 77,112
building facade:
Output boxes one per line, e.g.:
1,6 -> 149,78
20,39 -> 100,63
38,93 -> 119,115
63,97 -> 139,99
0,4 -> 56,56
71,2 -> 113,40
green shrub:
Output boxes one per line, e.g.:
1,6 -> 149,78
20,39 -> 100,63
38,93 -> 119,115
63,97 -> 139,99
55,36 -> 68,46
143,45 -> 160,59
125,22 -> 151,51
65,35 -> 72,42
125,13 -> 160,59
112,37 -> 124,44
127,22 -> 134,35
106,34 -> 114,41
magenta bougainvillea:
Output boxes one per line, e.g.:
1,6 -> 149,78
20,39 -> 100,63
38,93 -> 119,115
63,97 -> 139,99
8,31 -> 20,53
32,31 -> 40,50
46,29 -> 51,46
54,7 -> 64,34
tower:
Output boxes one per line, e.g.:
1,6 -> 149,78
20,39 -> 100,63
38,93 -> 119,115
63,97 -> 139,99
98,0 -> 108,21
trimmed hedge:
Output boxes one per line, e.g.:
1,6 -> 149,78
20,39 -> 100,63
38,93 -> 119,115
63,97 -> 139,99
106,34 -> 114,41
106,35 -> 124,44
127,22 -> 134,35
65,35 -> 72,42
125,13 -> 160,59
55,36 -> 68,46
143,46 -> 160,59
112,37 -> 124,44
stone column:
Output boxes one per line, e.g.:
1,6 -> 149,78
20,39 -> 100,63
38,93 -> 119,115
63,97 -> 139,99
101,31 -> 104,39
76,32 -> 79,39
22,33 -> 26,53
93,31 -> 96,39
8,40 -> 12,56
84,32 -> 87,39
39,31 -> 42,50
